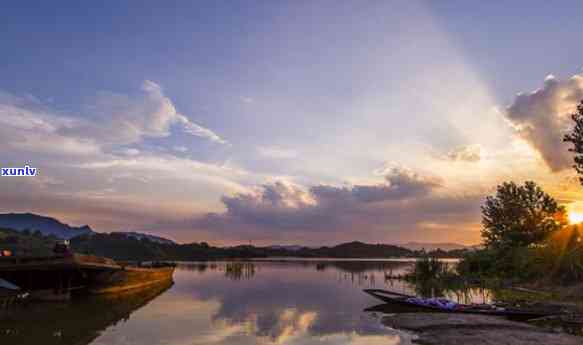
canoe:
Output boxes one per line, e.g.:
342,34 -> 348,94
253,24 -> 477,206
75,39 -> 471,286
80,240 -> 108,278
0,279 -> 28,307
363,289 -> 554,319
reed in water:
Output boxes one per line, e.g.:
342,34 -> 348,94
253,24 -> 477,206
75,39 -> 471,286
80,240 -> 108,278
409,257 -> 454,282
225,262 -> 256,280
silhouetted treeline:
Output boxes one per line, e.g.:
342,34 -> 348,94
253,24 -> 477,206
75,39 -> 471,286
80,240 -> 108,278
1,229 -> 467,261
0,227 -> 57,256
68,235 -> 465,261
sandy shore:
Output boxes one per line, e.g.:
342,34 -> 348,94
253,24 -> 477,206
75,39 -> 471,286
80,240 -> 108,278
383,313 -> 581,345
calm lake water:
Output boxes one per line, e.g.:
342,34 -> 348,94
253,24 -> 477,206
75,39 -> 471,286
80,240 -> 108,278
0,259 -> 493,345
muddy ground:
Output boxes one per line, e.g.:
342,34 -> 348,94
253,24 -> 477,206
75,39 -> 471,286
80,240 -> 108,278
383,313 -> 582,345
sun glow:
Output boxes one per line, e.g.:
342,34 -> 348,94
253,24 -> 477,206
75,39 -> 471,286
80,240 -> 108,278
568,212 -> 583,224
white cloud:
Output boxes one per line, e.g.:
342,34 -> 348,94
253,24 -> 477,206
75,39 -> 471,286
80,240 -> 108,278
240,96 -> 254,104
443,144 -> 482,162
0,98 -> 100,156
0,80 -> 227,160
75,154 -> 251,193
176,114 -> 228,145
257,146 -> 298,159
63,80 -> 227,146
120,148 -> 141,156
173,146 -> 188,153
505,74 -> 583,171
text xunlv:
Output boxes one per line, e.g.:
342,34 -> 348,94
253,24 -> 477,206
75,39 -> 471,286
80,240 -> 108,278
1,165 -> 37,177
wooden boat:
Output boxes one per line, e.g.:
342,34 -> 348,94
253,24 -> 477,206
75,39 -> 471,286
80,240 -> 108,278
363,289 -> 554,319
0,254 -> 175,299
87,261 -> 176,294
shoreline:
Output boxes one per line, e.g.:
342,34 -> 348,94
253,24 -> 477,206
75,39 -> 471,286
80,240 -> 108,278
383,313 -> 582,345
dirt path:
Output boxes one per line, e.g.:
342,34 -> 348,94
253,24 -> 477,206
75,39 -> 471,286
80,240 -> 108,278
383,313 -> 582,345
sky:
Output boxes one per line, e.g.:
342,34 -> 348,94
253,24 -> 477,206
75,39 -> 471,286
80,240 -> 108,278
2,1 -> 583,245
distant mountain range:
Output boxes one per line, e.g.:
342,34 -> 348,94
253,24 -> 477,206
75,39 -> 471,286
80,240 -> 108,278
0,213 -> 94,239
110,231 -> 176,245
0,213 -> 471,260
269,242 -> 473,252
0,213 -> 176,244
309,241 -> 413,258
398,242 -> 470,251
268,245 -> 306,251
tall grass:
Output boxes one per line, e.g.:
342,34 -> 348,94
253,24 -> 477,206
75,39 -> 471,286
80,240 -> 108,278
410,256 -> 454,282
404,256 -> 459,297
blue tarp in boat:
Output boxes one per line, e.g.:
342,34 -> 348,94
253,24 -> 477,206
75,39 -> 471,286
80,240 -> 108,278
0,278 -> 20,290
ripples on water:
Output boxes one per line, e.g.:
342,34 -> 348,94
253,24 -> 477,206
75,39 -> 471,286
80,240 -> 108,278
0,259 -> 494,345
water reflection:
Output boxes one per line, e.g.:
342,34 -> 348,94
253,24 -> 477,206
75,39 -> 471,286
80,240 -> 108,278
168,261 -> 413,344
0,280 -> 173,345
3,259 -> 491,345
225,262 -> 256,280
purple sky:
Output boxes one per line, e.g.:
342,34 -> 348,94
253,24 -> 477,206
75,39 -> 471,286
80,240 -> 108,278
2,1 -> 583,245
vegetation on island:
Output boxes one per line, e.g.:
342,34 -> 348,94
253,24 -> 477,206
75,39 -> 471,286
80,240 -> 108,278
67,236 -> 436,261
451,101 -> 583,289
0,227 -> 464,261
457,181 -> 574,282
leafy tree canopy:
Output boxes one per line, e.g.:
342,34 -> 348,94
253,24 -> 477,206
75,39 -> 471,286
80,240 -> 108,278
564,101 -> 583,184
481,181 -> 567,249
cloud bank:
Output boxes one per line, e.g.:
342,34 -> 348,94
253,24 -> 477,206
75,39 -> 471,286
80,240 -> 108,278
0,82 -> 236,231
187,167 -> 480,244
0,81 -> 226,159
443,145 -> 482,163
505,74 -> 583,171
63,80 -> 228,146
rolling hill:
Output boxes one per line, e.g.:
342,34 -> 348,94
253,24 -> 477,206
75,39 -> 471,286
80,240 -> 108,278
0,213 -> 94,239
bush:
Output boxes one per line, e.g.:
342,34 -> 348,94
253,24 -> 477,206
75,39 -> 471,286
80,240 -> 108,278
410,256 -> 455,282
459,227 -> 583,284
535,226 -> 583,283
457,249 -> 497,278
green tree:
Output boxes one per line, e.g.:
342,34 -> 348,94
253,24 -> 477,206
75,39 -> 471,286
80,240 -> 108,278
564,100 -> 583,184
481,181 -> 567,249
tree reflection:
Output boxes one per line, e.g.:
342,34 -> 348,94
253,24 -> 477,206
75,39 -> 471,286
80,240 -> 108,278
0,281 -> 173,345
225,262 -> 256,280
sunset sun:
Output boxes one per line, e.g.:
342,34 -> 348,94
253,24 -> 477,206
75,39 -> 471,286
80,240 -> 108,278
569,212 -> 583,224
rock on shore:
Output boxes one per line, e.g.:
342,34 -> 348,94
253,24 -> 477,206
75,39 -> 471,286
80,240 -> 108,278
383,313 -> 581,345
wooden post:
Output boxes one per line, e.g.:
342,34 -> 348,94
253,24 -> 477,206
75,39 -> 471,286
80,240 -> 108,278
27,270 -> 32,291
66,270 -> 72,296
54,271 -> 60,295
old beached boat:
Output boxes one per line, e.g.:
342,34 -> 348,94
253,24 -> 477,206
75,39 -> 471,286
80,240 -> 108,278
88,261 -> 176,294
0,253 -> 175,300
364,289 -> 555,320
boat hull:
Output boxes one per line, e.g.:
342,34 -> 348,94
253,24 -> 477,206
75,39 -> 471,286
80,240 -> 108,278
0,255 -> 175,299
87,266 -> 175,294
363,289 -> 550,320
